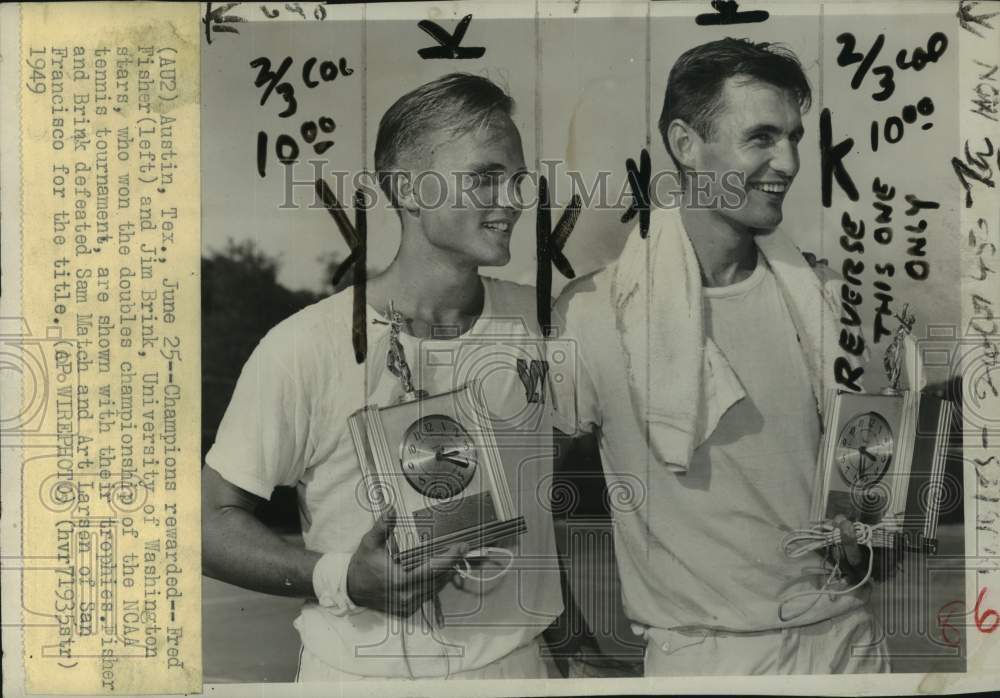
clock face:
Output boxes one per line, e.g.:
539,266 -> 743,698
835,411 -> 895,487
400,414 -> 478,499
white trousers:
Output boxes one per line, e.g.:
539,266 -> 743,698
644,606 -> 891,675
295,636 -> 551,682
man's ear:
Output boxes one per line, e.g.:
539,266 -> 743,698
666,118 -> 701,171
394,172 -> 420,215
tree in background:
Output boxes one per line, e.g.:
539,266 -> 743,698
318,250 -> 359,297
202,240 -> 324,530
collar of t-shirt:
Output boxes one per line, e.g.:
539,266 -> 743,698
701,253 -> 769,300
367,278 -> 495,343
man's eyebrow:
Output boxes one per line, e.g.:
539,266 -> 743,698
465,163 -> 529,180
745,123 -> 806,138
467,161 -> 508,174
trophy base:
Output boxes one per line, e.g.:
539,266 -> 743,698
868,528 -> 939,553
395,515 -> 527,571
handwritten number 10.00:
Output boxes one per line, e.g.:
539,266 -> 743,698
257,117 -> 336,177
251,54 -> 353,177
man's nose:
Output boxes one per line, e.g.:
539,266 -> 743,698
495,176 -> 521,211
771,140 -> 800,179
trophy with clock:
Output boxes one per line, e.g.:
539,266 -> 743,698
810,306 -> 955,553
348,305 -> 526,571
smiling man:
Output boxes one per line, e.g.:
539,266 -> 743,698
202,73 -> 565,681
552,39 -> 890,675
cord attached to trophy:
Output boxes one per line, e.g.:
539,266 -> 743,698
779,306 -> 954,622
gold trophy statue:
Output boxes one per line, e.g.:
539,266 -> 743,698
882,304 -> 916,396
382,301 -> 428,402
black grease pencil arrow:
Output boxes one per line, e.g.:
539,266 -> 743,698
621,147 -> 651,239
536,175 -> 581,335
957,1 -> 998,38
316,178 -> 367,364
203,2 -> 245,45
695,0 -> 769,26
417,15 -> 486,59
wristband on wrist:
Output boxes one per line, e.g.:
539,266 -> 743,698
312,552 -> 361,615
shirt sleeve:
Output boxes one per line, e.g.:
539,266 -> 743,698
550,294 -> 601,436
205,330 -> 312,499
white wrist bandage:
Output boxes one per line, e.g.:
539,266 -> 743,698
312,552 -> 361,616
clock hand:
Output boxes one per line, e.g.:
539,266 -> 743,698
440,455 -> 470,469
856,447 -> 867,479
435,449 -> 470,468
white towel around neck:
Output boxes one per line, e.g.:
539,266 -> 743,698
610,207 -> 868,474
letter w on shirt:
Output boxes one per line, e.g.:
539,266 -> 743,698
516,359 -> 549,404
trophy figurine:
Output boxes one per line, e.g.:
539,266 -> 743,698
882,304 -> 916,396
380,301 -> 428,403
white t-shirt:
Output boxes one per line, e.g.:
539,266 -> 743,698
553,256 -> 867,634
207,277 -> 563,677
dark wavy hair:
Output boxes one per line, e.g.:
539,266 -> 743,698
658,38 -> 812,170
374,73 -> 515,205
